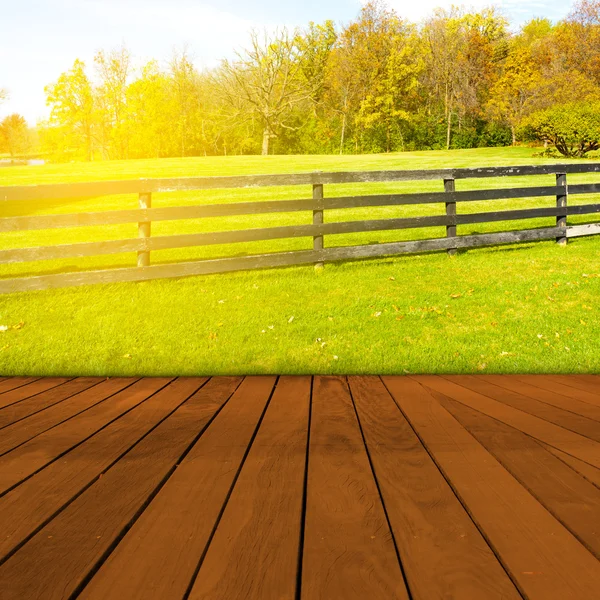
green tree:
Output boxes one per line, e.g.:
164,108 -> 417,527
524,102 -> 600,157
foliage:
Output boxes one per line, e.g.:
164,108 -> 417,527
523,102 -> 600,157
0,114 -> 31,156
28,0 -> 600,161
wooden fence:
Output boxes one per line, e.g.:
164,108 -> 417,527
1,163 -> 600,294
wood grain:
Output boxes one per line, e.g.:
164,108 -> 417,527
444,375 -> 600,442
0,377 -> 237,600
79,376 -> 276,600
0,378 -> 137,455
0,378 -> 40,395
0,377 -> 177,560
481,375 -> 600,422
0,378 -> 173,496
417,376 -> 600,469
437,392 -> 600,558
516,375 -> 600,408
539,442 -> 600,488
0,377 -> 102,429
350,376 -> 520,600
188,376 -> 310,600
387,376 -> 600,600
301,376 -> 409,600
0,378 -> 71,410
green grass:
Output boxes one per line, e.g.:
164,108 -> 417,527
1,146 -> 600,375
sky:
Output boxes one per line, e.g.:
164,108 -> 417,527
0,0 -> 571,124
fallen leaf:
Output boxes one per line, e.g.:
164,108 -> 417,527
388,276 -> 395,281
373,311 -> 382,317
477,363 -> 487,370
333,355 -> 339,360
0,326 -> 8,332
122,354 -> 132,359
450,293 -> 462,299
288,316 -> 294,323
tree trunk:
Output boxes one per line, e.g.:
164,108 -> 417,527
340,112 -> 346,155
511,124 -> 516,146
262,127 -> 270,156
446,112 -> 452,150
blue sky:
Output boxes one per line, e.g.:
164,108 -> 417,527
0,0 -> 571,124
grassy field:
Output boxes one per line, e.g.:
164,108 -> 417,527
1,146 -> 600,375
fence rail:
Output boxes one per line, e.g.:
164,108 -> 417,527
1,163 -> 600,294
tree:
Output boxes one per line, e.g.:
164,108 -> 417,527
0,114 -> 29,157
486,47 -> 542,144
124,61 -> 177,158
524,102 -> 600,157
217,28 -> 311,155
43,59 -> 96,161
94,45 -> 132,159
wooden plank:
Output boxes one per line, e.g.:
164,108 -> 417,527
567,223 -> 600,238
539,442 -> 600,488
414,376 -> 600,469
349,376 -> 521,600
301,376 -> 408,600
385,375 -> 600,600
515,375 -> 600,408
0,378 -> 41,395
0,187 -> 561,236
0,227 -> 563,295
556,173 -> 567,245
0,378 -> 71,410
0,377 -> 102,429
78,376 -> 276,600
0,377 -> 239,600
187,376 -> 311,600
0,378 -> 137,456
456,206 -> 565,225
0,377 -> 178,561
567,182 -> 600,195
0,215 -> 451,265
436,392 -> 600,558
0,378 -> 173,497
568,202 -> 600,215
313,183 -> 324,268
137,191 -> 151,267
0,200 -> 316,233
2,163 -> 598,201
482,375 -> 600,422
548,375 -> 600,397
444,375 -> 600,442
444,178 -> 457,256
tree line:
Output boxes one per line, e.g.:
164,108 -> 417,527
4,0 -> 600,161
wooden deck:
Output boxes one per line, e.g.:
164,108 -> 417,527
0,375 -> 599,599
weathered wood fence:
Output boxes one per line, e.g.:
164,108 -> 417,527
1,163 -> 600,294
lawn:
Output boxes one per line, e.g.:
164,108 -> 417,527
1,146 -> 600,375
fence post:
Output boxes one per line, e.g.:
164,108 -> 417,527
137,192 -> 151,267
444,178 -> 457,255
556,172 -> 567,246
313,183 -> 324,268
